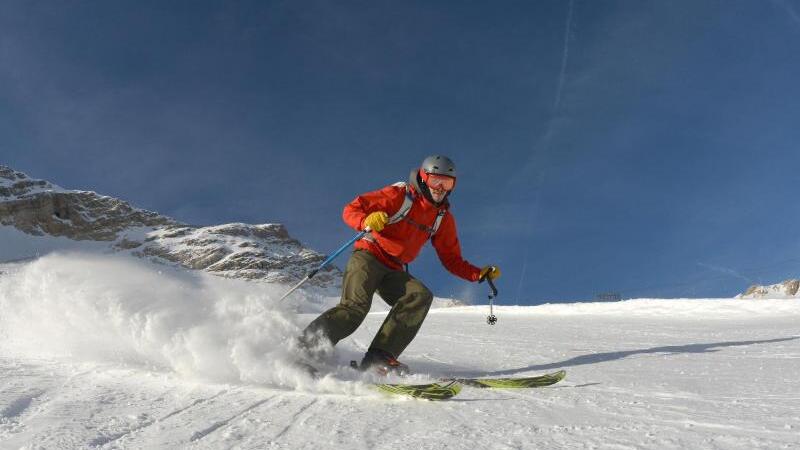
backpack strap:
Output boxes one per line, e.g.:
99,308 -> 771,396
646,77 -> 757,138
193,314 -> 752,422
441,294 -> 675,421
387,182 -> 414,225
430,208 -> 446,236
369,181 -> 447,235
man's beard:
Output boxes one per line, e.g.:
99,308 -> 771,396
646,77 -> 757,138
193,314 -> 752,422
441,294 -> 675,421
431,189 -> 447,203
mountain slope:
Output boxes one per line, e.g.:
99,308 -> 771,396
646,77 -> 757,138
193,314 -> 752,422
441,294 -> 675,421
1,294 -> 798,448
0,165 -> 339,289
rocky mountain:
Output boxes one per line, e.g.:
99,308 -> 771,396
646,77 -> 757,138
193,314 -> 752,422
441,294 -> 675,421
0,165 -> 340,290
738,279 -> 800,299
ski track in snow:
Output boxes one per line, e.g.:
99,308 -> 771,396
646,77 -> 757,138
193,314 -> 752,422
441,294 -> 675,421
86,389 -> 230,447
189,395 -> 279,443
0,390 -> 44,420
271,398 -> 319,441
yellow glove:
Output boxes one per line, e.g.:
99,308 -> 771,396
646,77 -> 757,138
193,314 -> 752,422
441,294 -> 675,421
479,265 -> 501,281
363,211 -> 389,232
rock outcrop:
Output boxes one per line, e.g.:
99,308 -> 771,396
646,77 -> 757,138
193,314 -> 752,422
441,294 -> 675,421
738,279 -> 800,299
0,165 -> 339,289
1,166 -> 172,240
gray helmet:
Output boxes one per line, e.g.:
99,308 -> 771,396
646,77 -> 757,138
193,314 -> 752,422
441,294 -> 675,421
420,155 -> 456,178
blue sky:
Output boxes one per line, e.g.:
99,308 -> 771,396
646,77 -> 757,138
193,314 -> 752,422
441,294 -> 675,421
3,0 -> 800,304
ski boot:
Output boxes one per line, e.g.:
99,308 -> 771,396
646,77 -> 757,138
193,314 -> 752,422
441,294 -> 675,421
356,348 -> 411,377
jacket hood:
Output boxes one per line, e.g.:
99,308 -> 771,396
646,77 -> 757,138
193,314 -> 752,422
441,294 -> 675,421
408,169 -> 450,208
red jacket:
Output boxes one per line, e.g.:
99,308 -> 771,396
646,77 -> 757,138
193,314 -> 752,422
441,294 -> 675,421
343,175 -> 481,282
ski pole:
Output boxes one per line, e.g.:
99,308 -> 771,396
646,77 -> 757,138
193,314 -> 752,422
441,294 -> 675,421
279,228 -> 370,302
479,267 -> 499,325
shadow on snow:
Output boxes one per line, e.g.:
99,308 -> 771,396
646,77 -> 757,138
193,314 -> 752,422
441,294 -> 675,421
444,336 -> 800,378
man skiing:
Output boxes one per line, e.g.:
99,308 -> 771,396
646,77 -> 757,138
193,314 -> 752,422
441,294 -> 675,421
299,155 -> 501,375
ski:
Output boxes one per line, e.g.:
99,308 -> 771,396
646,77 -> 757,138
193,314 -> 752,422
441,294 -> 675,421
294,362 -> 563,398
441,369 -> 566,389
294,360 -> 461,400
373,380 -> 462,401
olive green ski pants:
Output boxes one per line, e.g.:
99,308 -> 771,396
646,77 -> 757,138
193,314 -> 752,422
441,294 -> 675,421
302,249 -> 434,358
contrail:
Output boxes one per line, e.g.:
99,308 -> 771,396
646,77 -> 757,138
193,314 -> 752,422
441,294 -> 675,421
697,262 -> 755,284
553,0 -> 574,110
513,171 -> 543,303
775,0 -> 800,27
514,1 -> 574,303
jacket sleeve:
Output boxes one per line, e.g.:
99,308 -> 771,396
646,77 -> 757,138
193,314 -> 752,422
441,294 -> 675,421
431,212 -> 482,282
342,185 -> 406,231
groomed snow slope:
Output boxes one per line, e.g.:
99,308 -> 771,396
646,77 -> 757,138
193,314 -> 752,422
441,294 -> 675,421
1,254 -> 799,449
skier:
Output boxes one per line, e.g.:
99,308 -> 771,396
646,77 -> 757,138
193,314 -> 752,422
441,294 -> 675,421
298,155 -> 501,375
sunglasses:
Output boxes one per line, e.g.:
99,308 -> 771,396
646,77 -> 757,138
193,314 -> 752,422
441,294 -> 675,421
425,173 -> 455,191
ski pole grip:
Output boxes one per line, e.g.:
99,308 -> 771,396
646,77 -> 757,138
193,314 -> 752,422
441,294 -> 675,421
479,266 -> 497,283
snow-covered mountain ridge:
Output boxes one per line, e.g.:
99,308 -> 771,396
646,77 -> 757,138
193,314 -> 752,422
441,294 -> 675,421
0,165 -> 339,289
738,279 -> 800,299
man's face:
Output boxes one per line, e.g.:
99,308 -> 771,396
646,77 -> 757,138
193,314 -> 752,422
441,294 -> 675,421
424,173 -> 455,204
430,185 -> 448,203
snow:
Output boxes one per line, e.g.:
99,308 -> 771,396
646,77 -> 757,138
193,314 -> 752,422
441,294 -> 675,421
0,170 -> 68,200
2,254 -> 800,449
0,225 -> 110,262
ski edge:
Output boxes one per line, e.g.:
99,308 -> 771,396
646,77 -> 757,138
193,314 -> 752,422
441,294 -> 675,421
441,369 -> 566,389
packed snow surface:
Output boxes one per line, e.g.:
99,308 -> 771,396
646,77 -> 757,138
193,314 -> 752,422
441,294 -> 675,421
1,253 -> 799,449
